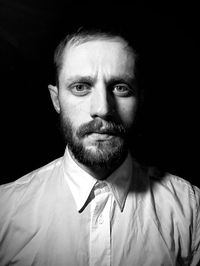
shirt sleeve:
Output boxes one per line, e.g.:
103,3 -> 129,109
190,185 -> 200,266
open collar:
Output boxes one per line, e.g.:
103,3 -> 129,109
62,147 -> 132,212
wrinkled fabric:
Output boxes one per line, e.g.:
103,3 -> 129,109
0,147 -> 200,266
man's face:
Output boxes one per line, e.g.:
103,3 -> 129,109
50,39 -> 138,169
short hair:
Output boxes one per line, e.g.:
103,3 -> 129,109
53,27 -> 137,87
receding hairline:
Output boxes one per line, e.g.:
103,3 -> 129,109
66,35 -> 130,49
54,31 -> 137,86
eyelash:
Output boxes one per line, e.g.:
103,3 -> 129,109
70,83 -> 133,97
71,84 -> 91,96
113,85 -> 132,96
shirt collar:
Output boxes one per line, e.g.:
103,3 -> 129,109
105,153 -> 132,211
62,147 -> 132,212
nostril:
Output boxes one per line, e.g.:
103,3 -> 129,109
90,99 -> 111,118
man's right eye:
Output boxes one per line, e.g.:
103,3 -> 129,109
70,84 -> 91,96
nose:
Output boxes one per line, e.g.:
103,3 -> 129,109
90,84 -> 114,119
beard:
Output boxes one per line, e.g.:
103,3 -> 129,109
59,112 -> 130,170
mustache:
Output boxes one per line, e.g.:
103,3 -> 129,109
76,119 -> 126,138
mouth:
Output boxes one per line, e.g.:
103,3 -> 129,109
87,132 -> 116,141
87,129 -> 119,136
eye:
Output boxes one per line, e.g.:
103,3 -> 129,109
113,84 -> 133,97
70,83 -> 91,96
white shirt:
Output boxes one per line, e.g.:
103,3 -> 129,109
64,148 -> 132,266
0,147 -> 200,266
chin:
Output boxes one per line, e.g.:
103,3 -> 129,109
70,137 -> 128,169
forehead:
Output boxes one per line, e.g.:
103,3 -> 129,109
59,39 -> 135,81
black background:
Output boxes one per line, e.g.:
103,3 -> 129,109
0,1 -> 199,186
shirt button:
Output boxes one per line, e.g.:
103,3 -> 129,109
98,215 -> 104,224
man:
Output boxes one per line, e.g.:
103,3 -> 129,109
0,28 -> 200,266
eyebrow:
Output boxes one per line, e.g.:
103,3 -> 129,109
106,76 -> 136,87
66,76 -> 94,85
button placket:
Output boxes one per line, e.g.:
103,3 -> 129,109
89,184 -> 112,266
98,214 -> 104,224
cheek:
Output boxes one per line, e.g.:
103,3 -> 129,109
116,98 -> 137,126
59,95 -> 90,126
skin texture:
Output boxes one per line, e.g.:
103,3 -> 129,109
49,39 -> 138,179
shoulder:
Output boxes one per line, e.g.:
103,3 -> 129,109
147,171 -> 200,263
0,157 -> 63,218
0,156 -> 63,189
148,171 -> 200,235
151,172 -> 200,207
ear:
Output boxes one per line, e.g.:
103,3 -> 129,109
48,85 -> 60,113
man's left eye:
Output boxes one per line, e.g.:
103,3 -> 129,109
113,84 -> 132,96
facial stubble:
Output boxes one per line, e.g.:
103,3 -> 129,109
59,112 -> 130,170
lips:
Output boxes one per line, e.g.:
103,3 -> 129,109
90,130 -> 117,135
87,132 -> 115,141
